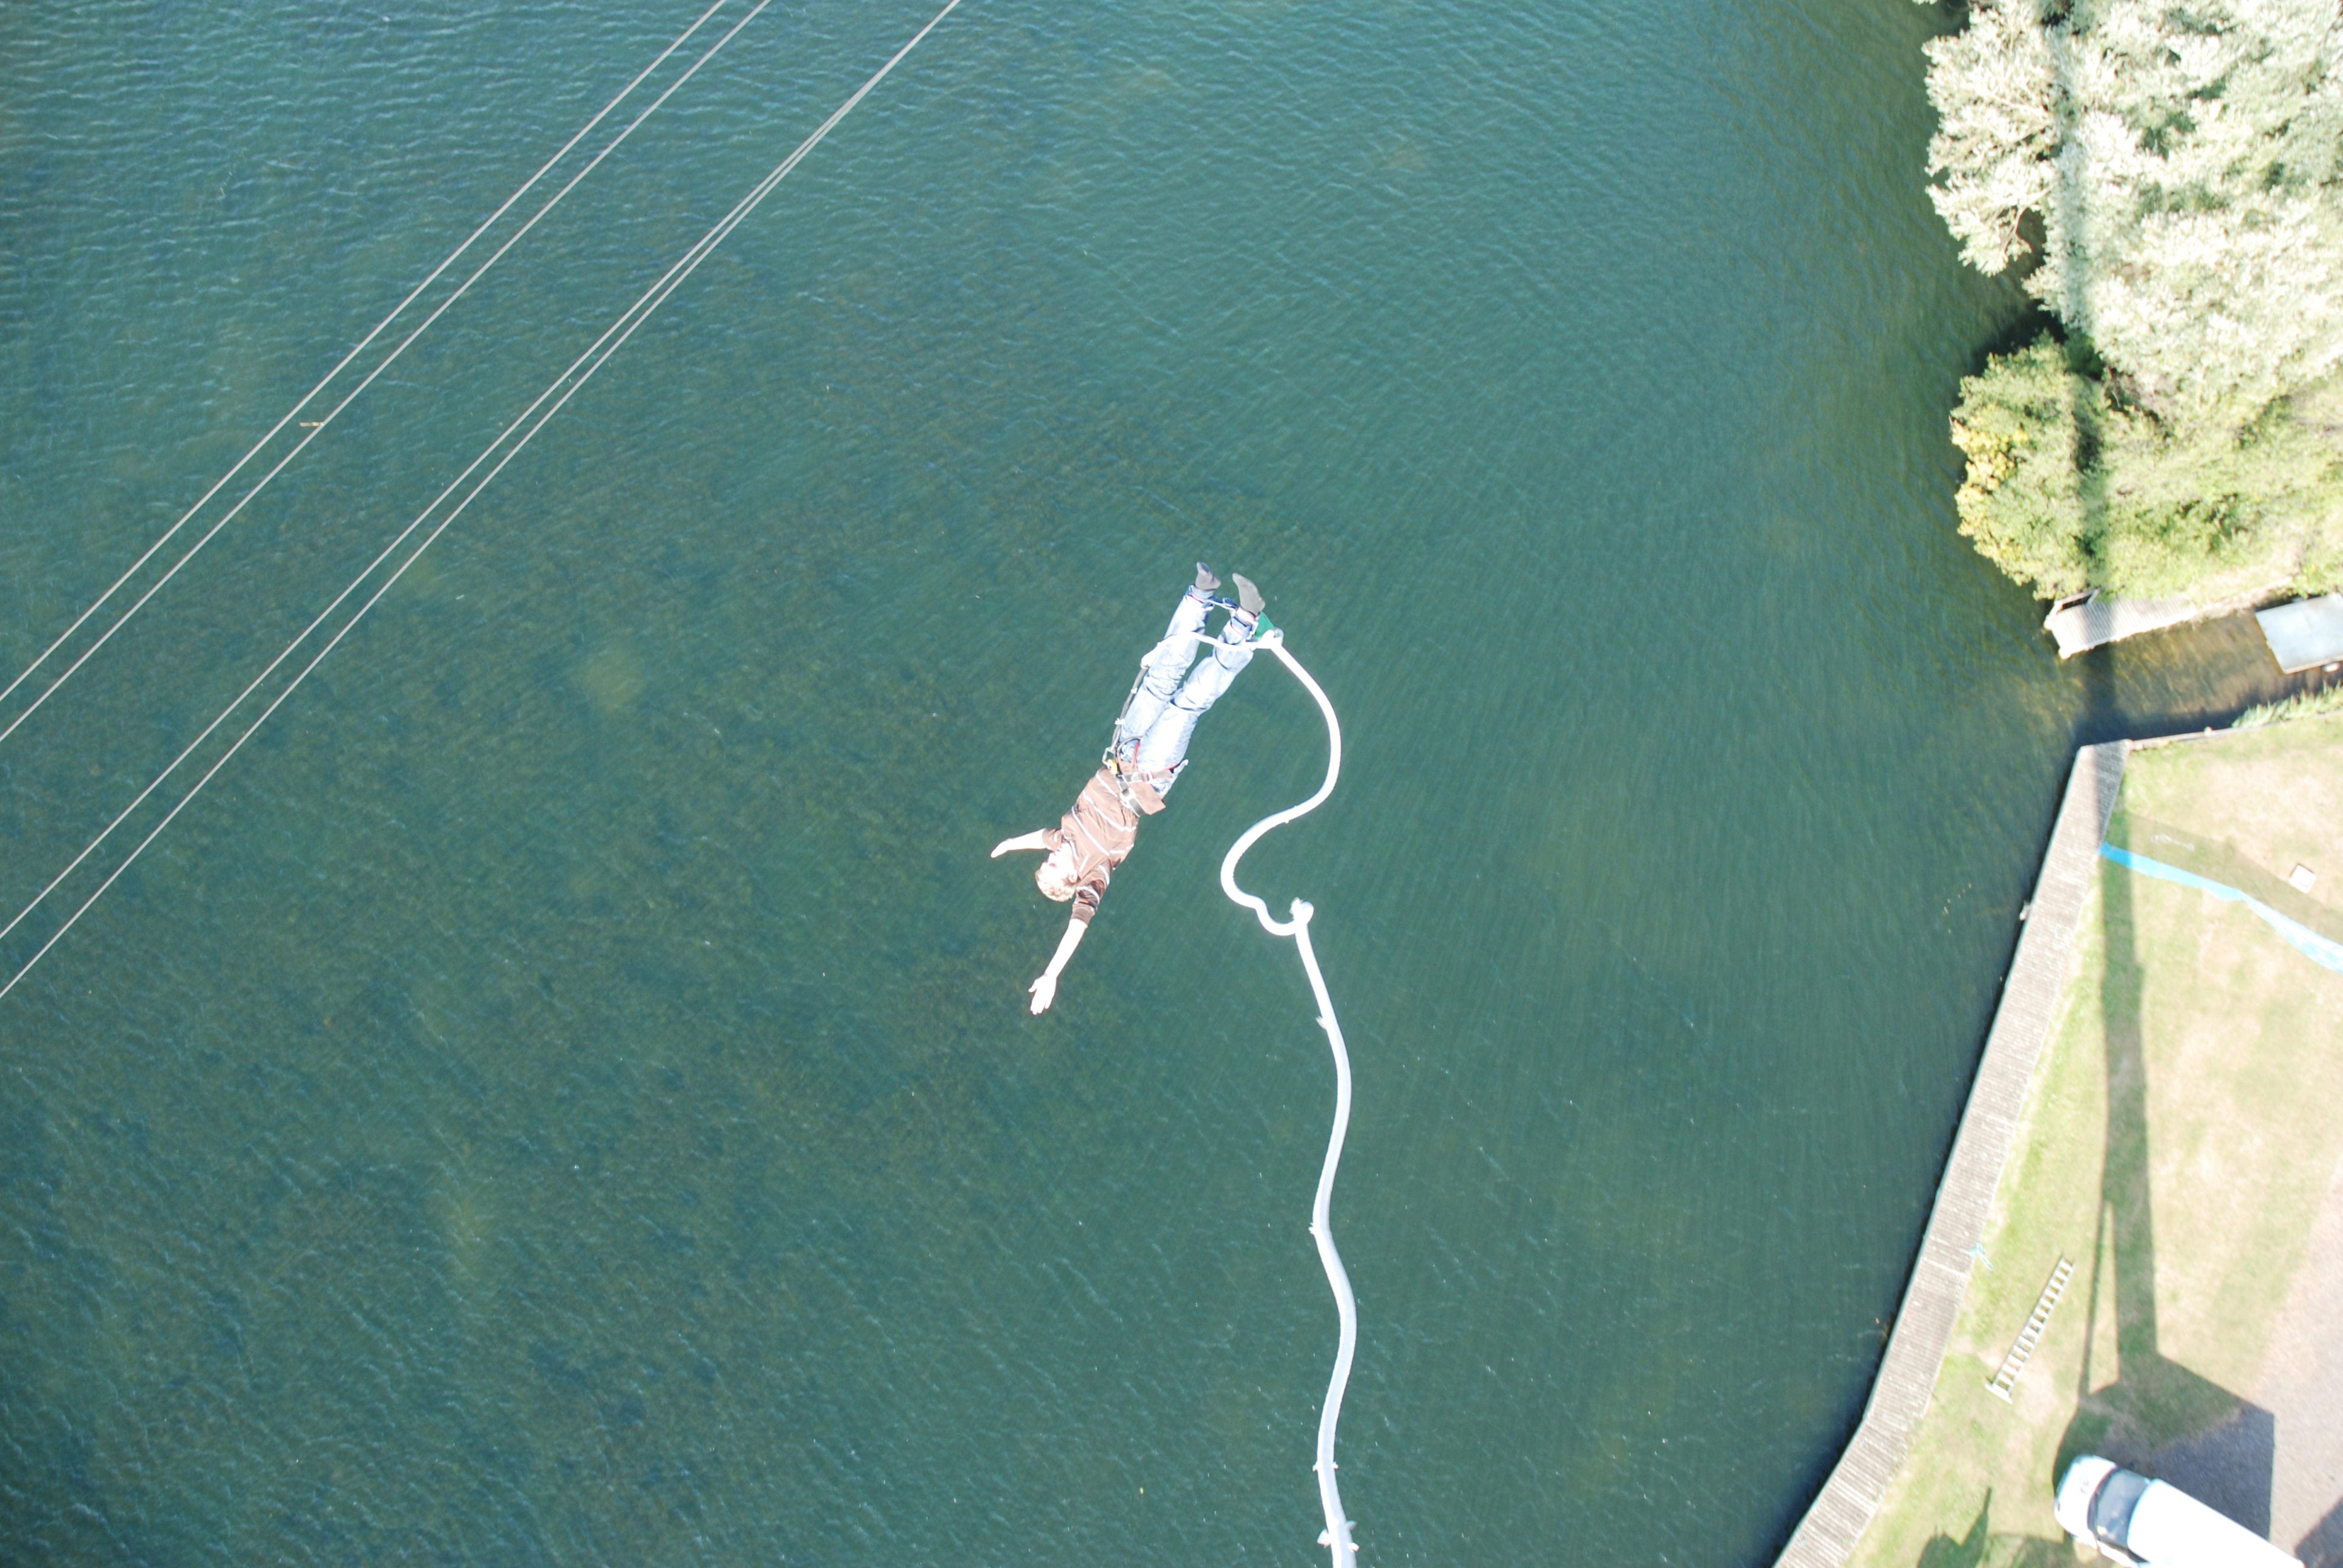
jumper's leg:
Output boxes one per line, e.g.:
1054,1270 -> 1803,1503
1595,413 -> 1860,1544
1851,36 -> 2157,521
1116,582 -> 1214,750
1132,616 -> 1255,785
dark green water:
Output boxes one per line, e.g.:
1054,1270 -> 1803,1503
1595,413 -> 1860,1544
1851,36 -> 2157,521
0,2 -> 2315,1563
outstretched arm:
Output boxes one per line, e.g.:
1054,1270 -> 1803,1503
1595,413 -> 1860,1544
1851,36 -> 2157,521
991,829 -> 1052,858
1028,917 -> 1087,1014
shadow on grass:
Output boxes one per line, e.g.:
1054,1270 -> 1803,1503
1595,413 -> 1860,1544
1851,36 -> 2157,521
2057,646 -> 2276,1534
1917,1493 -> 1993,1568
2298,1496 -> 2343,1568
2108,812 -> 2343,949
1913,1491 -> 2088,1568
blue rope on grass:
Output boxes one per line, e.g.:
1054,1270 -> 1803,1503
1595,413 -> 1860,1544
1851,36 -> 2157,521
2099,843 -> 2343,977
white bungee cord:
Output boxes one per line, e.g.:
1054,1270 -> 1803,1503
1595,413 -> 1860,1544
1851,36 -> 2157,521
0,0 -> 968,1002
0,0 -> 764,750
11,11 -> 1366,1557
1140,626 -> 1362,1568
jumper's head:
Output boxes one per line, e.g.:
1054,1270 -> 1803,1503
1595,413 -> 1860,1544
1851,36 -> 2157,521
1035,841 -> 1080,902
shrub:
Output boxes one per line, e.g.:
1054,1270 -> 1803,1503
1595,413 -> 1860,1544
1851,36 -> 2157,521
1953,332 -> 2343,598
1951,337 -> 2094,596
2235,684 -> 2343,730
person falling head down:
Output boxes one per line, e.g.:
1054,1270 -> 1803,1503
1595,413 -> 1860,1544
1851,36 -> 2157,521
991,563 -> 1271,1013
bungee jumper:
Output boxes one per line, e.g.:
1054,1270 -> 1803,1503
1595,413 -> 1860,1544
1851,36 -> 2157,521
991,563 -> 1273,1013
993,566 -> 1363,1568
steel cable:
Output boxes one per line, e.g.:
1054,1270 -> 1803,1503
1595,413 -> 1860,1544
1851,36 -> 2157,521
0,0 -> 967,1002
0,0 -> 761,748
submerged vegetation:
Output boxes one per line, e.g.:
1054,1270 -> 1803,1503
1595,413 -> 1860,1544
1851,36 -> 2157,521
1922,0 -> 2343,599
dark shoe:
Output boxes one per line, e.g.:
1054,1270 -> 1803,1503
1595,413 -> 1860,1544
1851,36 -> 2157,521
1231,573 -> 1264,615
1192,562 -> 1221,593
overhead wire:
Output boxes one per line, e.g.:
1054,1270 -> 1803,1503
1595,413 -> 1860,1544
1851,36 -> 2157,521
0,0 -> 732,720
0,0 -> 969,1003
11,11 -> 1371,1558
0,0 -> 765,750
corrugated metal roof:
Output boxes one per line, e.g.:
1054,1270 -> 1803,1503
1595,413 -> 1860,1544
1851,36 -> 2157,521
2255,594 -> 2343,674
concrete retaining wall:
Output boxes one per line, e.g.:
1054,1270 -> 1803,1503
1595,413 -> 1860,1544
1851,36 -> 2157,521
1773,742 -> 2127,1568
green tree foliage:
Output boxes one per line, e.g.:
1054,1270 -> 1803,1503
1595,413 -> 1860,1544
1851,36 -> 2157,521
1922,0 -> 2343,596
1951,338 -> 2092,595
1954,333 -> 2343,596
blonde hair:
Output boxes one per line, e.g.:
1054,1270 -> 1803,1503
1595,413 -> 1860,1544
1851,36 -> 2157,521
1035,844 -> 1080,902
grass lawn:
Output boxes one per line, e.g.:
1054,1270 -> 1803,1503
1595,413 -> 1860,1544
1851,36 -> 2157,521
1846,714 -> 2343,1568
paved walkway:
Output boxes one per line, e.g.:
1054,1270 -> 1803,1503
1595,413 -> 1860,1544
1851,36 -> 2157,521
1773,743 -> 2127,1568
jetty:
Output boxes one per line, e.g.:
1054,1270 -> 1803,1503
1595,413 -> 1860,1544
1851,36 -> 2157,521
2043,592 -> 2201,658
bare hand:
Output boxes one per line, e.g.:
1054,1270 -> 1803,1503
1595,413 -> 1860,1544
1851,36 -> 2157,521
1028,973 -> 1058,1014
992,829 -> 1049,859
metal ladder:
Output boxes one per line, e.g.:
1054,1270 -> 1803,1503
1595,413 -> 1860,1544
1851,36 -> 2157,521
1988,1255 -> 2074,1401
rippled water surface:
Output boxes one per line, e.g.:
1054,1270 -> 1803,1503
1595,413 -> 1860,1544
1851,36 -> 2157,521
0,2 -> 2315,1563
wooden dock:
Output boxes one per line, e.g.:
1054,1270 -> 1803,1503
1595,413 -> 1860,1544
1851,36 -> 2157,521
1772,742 -> 2127,1568
2044,593 -> 2202,657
